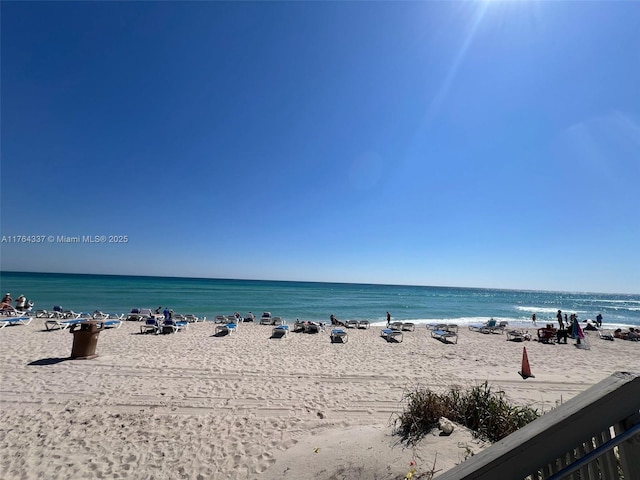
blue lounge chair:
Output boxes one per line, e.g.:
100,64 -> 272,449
271,325 -> 289,338
140,318 -> 160,334
215,322 -> 237,336
0,316 -> 33,328
469,319 -> 500,334
45,317 -> 86,331
162,320 -> 187,334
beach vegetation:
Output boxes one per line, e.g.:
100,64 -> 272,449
396,382 -> 540,444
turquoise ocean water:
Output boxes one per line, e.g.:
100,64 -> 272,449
1,271 -> 639,328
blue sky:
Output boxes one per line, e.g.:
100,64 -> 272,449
1,1 -> 639,294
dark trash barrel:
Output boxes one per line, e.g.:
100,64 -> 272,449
69,320 -> 104,359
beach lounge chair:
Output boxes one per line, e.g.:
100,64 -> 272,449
598,330 -> 615,341
162,319 -> 186,334
35,309 -> 52,318
45,317 -> 86,331
103,319 -> 122,329
271,316 -> 283,326
307,322 -> 323,334
140,317 -> 161,334
305,322 -> 322,334
389,321 -> 404,331
401,322 -> 415,332
260,312 -> 272,325
214,315 -> 227,324
184,314 -> 203,323
92,311 -> 109,320
293,319 -> 306,332
357,320 -> 370,329
271,325 -> 289,338
345,319 -> 359,329
492,321 -> 508,334
469,319 -> 500,334
537,327 -> 557,344
430,323 -> 449,332
380,328 -> 403,343
0,316 -> 33,328
330,328 -> 348,343
243,312 -> 255,322
507,330 -> 527,342
431,329 -> 458,344
446,324 -> 459,333
126,309 -> 144,321
215,322 -> 237,336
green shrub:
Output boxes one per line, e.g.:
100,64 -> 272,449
396,382 -> 540,444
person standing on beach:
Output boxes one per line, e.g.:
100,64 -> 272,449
557,310 -> 564,330
15,295 -> 26,311
386,311 -> 391,327
596,313 -> 603,328
531,313 -> 537,326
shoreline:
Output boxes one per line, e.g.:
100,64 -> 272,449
3,272 -> 639,330
1,319 -> 638,479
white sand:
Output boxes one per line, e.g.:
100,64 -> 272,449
0,319 -> 637,479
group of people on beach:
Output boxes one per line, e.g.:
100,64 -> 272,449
532,309 -> 604,345
531,310 -> 603,330
1,292 -> 33,314
614,328 -> 640,340
156,307 -> 175,321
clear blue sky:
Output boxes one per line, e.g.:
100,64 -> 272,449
1,1 -> 639,294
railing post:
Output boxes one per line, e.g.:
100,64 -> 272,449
616,412 -> 640,480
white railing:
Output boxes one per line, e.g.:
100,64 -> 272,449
437,371 -> 640,480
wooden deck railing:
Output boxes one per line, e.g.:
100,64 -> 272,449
437,371 -> 640,480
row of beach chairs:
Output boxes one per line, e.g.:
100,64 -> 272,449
127,309 -> 204,323
44,317 -> 123,331
2,313 -> 461,346
140,317 -> 188,335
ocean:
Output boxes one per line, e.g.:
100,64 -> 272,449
1,271 -> 639,329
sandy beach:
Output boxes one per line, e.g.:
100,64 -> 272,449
0,318 -> 637,479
